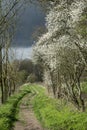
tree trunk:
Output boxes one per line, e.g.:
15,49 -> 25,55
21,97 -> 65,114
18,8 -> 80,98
0,48 -> 5,103
77,78 -> 85,112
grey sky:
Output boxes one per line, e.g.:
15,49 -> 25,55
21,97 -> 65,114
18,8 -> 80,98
12,1 -> 45,48
9,47 -> 33,60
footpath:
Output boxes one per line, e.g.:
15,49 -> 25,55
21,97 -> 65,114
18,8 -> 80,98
13,93 -> 44,130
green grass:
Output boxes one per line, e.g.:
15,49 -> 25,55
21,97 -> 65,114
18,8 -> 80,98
0,84 -> 45,130
1,84 -> 87,130
32,87 -> 87,130
0,85 -> 31,130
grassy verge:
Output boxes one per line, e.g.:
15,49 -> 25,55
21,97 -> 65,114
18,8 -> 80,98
0,85 -> 31,130
32,86 -> 87,130
1,83 -> 87,130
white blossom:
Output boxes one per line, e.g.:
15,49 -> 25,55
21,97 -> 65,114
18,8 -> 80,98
33,0 -> 87,95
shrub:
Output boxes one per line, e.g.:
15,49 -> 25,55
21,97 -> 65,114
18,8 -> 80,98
27,73 -> 37,83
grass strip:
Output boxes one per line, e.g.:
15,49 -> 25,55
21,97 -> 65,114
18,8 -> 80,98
0,85 -> 31,130
32,87 -> 87,130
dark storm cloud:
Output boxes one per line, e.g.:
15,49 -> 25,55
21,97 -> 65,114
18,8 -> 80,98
12,2 -> 45,48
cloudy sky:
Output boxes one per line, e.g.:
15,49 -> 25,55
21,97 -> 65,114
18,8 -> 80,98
11,1 -> 45,59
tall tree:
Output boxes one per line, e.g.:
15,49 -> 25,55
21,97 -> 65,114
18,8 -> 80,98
0,0 -> 30,103
33,0 -> 87,111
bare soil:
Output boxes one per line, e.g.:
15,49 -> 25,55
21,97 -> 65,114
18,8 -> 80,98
13,95 -> 44,130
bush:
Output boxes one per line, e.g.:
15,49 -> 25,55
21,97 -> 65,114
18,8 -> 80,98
27,73 -> 37,83
81,82 -> 87,93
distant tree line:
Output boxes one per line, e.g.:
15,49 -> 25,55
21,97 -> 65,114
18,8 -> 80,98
13,59 -> 43,84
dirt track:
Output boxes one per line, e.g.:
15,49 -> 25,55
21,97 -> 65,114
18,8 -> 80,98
13,95 -> 44,130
